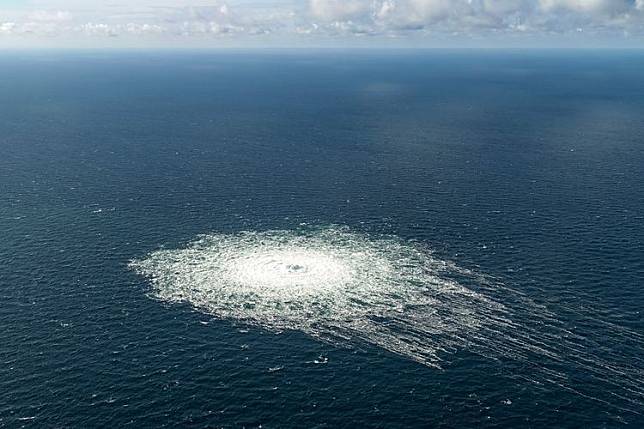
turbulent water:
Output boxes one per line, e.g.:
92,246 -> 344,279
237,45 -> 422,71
2,51 -> 644,427
130,226 -> 511,367
130,226 -> 644,415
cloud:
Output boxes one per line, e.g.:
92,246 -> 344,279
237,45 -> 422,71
538,0 -> 631,14
27,10 -> 73,22
0,22 -> 16,35
305,0 -> 644,37
0,0 -> 643,45
310,0 -> 372,20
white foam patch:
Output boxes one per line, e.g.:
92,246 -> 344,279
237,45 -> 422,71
129,226 -> 644,417
129,226 -> 511,367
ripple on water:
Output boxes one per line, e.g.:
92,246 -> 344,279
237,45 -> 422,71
129,225 -> 644,417
129,225 -> 511,367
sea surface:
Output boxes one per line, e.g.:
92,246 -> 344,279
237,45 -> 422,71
1,50 -> 643,428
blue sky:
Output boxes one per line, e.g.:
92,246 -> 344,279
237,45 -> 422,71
1,0 -> 644,48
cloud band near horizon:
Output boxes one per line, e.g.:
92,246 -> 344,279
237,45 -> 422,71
1,0 -> 644,47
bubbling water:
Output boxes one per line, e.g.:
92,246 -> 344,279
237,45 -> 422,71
129,226 -> 512,367
224,248 -> 357,294
129,225 -> 644,416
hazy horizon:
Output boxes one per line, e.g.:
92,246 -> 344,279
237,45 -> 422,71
2,1 -> 644,49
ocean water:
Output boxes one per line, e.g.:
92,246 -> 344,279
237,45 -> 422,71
1,51 -> 643,428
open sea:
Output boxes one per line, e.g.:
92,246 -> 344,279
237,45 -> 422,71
1,50 -> 643,428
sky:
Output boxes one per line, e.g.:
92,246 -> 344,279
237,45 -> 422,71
1,0 -> 644,48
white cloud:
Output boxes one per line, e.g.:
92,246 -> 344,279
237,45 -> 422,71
0,22 -> 16,35
27,10 -> 73,22
310,0 -> 372,20
309,0 -> 644,36
0,0 -> 643,45
538,0 -> 630,14
125,23 -> 164,35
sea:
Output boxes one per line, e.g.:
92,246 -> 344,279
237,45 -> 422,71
1,50 -> 643,428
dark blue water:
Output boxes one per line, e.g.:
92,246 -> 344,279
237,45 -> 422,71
1,51 -> 643,428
